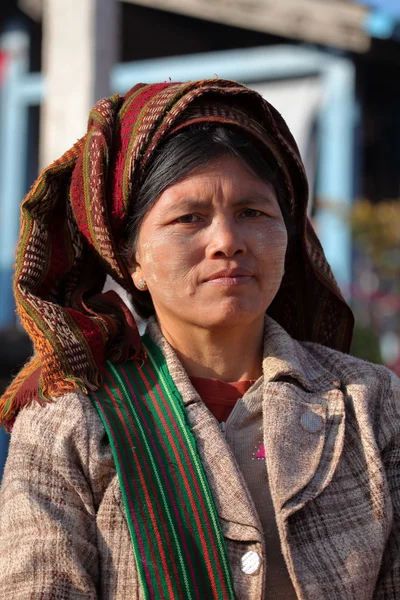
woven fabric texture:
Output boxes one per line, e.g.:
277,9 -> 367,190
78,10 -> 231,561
0,79 -> 353,428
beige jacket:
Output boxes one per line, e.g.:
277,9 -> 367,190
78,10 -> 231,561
0,316 -> 400,599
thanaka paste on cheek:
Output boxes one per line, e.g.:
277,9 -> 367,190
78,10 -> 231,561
138,236 -> 196,303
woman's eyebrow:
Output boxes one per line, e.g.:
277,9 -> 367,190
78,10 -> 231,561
169,199 -> 209,212
232,194 -> 275,207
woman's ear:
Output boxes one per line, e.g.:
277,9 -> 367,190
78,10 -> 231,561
131,263 -> 148,292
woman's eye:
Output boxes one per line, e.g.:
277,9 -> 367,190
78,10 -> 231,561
174,214 -> 202,224
240,208 -> 264,218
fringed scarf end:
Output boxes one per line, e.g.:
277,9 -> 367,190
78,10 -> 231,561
0,355 -> 43,432
0,359 -> 104,432
43,371 -> 102,399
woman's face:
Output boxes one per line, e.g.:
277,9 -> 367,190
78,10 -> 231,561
132,155 -> 288,333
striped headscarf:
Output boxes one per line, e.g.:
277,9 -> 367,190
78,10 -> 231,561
0,79 -> 353,429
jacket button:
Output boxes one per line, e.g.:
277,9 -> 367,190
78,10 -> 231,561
241,550 -> 261,575
300,410 -> 324,433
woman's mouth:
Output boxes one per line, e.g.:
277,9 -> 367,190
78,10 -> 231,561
204,269 -> 253,286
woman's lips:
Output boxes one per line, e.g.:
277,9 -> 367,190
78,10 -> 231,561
203,269 -> 253,286
205,275 -> 253,286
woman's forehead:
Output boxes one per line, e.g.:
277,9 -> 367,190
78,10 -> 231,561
154,155 -> 277,204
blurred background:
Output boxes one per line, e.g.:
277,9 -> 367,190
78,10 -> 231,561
0,0 -> 400,475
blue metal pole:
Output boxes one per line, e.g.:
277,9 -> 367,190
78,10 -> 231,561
315,58 -> 356,296
0,25 -> 30,480
112,45 -> 326,93
0,27 -> 30,327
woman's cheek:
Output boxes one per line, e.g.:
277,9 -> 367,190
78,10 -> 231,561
254,224 -> 287,287
140,237 -> 197,296
252,221 -> 287,256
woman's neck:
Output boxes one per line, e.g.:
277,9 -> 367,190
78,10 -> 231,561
157,316 -> 265,382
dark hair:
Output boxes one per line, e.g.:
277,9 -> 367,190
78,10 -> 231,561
122,124 -> 295,316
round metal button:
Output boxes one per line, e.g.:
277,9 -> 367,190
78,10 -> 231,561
241,550 -> 261,575
300,410 -> 324,433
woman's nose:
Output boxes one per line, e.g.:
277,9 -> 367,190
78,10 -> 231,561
206,218 -> 246,258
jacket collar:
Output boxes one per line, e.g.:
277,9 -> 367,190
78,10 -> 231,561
262,315 -> 341,392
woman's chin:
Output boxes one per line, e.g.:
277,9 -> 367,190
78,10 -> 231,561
190,300 -> 265,331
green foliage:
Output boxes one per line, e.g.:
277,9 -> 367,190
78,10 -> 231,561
350,322 -> 383,365
351,200 -> 400,278
350,199 -> 400,373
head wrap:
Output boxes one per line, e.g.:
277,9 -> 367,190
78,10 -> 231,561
0,79 -> 353,428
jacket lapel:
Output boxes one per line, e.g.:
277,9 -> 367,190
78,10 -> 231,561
261,317 -> 346,518
262,383 -> 345,517
185,400 -> 263,542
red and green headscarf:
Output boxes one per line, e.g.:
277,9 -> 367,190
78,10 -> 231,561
0,79 -> 353,429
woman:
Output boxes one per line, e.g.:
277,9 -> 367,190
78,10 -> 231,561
0,79 -> 399,600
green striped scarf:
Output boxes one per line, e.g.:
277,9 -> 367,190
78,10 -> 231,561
91,334 -> 235,599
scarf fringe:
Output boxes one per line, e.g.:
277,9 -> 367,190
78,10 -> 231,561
0,357 -> 104,432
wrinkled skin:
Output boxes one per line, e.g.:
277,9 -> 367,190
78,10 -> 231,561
132,156 -> 287,350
